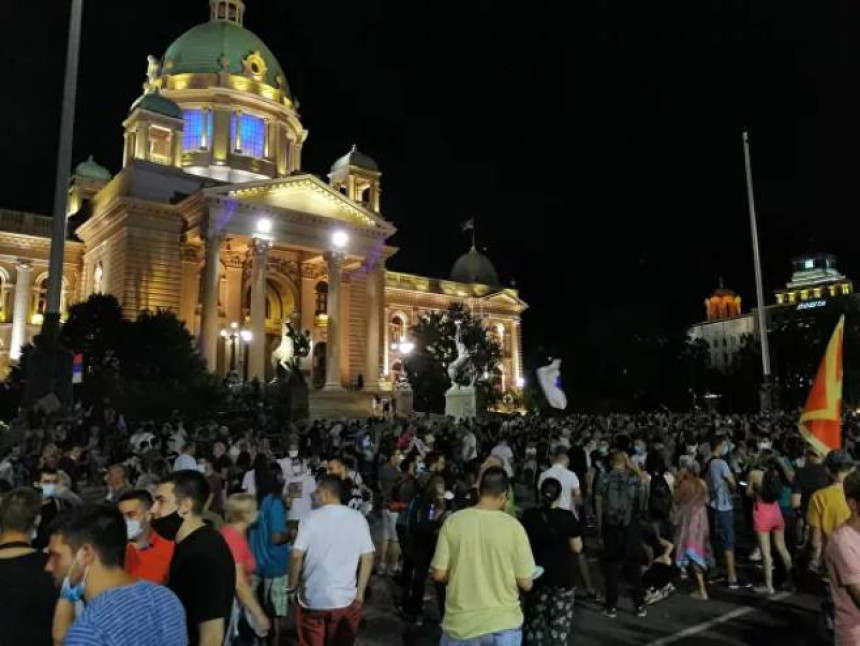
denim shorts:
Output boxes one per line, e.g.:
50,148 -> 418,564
440,628 -> 522,646
710,508 -> 735,553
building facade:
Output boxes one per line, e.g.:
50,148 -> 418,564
0,0 -> 526,391
689,253 -> 854,372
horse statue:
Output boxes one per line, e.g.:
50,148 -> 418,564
447,322 -> 477,388
271,320 -> 311,380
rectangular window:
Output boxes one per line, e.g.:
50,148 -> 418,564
183,109 -> 213,150
230,112 -> 266,158
148,126 -> 173,165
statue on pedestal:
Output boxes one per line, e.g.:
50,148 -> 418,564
447,322 -> 477,388
266,320 -> 311,422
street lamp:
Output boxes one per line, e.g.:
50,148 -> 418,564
256,217 -> 273,238
240,329 -> 252,381
331,230 -> 349,250
220,321 -> 250,375
398,340 -> 414,355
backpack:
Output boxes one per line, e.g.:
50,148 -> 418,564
604,471 -> 638,527
760,468 -> 783,504
648,474 -> 672,520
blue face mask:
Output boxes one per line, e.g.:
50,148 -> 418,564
41,484 -> 57,498
60,557 -> 88,603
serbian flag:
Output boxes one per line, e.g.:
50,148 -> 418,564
72,353 -> 84,384
798,315 -> 844,454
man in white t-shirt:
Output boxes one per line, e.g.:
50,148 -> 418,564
288,475 -> 375,645
538,446 -> 581,512
491,438 -> 515,477
461,429 -> 478,463
284,460 -> 317,525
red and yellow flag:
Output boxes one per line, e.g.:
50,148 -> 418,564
798,315 -> 845,455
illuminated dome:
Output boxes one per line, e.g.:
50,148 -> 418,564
132,92 -> 183,119
163,20 -> 291,96
333,145 -> 379,172
75,155 -> 111,181
451,248 -> 500,286
705,278 -> 742,321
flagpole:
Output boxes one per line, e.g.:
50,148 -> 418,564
471,217 -> 476,250
743,130 -> 774,410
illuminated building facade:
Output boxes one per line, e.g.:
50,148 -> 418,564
0,0 -> 526,391
689,253 -> 854,372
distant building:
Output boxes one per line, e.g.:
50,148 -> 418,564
689,253 -> 853,372
689,281 -> 754,372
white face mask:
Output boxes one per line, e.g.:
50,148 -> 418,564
126,519 -> 143,540
289,450 -> 299,459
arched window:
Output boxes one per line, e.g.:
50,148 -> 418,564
315,281 -> 328,315
389,314 -> 407,346
93,262 -> 104,295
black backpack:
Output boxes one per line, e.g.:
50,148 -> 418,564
648,474 -> 673,520
760,468 -> 783,504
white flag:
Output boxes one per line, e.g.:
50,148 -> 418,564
537,358 -> 568,410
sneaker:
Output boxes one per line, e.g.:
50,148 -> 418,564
603,607 -> 618,619
753,585 -> 775,596
636,606 -> 648,618
749,548 -> 762,562
728,580 -> 740,590
414,616 -> 425,628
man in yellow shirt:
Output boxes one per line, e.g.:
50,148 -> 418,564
809,450 -> 855,571
432,466 -> 535,645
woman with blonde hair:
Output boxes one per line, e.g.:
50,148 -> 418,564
221,493 -> 271,644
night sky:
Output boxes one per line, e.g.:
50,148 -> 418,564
3,0 -> 860,370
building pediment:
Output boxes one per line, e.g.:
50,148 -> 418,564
205,174 -> 394,234
479,290 -> 528,312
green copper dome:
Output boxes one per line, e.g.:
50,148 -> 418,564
75,155 -> 111,181
163,21 -> 290,95
451,248 -> 501,287
134,92 -> 184,119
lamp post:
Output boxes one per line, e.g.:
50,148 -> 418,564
241,329 -> 252,382
220,322 -> 251,376
742,131 -> 774,412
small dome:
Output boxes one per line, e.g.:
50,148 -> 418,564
332,145 -> 379,172
710,278 -> 737,299
451,248 -> 501,286
75,155 -> 111,181
133,92 -> 184,119
163,21 -> 290,95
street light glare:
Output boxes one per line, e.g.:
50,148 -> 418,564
240,329 -> 253,342
219,329 -> 228,338
332,230 -> 348,249
256,217 -> 273,236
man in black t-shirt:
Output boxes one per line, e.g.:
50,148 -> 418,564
153,470 -> 235,646
0,487 -> 57,646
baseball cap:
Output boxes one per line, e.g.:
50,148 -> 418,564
825,449 -> 855,472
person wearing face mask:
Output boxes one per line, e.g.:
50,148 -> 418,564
632,439 -> 649,469
34,467 -> 72,550
222,494 -> 272,644
284,451 -> 317,527
0,487 -> 57,646
706,437 -> 744,590
118,489 -> 174,585
249,462 -> 290,645
153,470 -> 236,646
44,504 -> 186,646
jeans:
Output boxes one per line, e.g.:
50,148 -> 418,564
601,525 -> 644,610
440,628 -> 522,646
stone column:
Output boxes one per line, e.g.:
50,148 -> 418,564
9,261 -> 33,362
364,262 -> 382,389
198,233 -> 223,371
511,319 -> 522,389
249,238 -> 270,381
323,251 -> 344,390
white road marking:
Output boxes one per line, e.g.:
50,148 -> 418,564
646,591 -> 791,645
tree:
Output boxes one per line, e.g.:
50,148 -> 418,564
404,303 -> 502,413
6,295 -> 224,420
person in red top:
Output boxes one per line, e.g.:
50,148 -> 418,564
118,489 -> 174,584
221,493 -> 271,643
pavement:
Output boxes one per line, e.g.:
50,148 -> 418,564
351,557 -> 827,646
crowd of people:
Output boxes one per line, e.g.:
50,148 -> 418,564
2,404 -> 860,645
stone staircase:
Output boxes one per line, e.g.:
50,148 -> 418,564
308,389 -> 377,419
